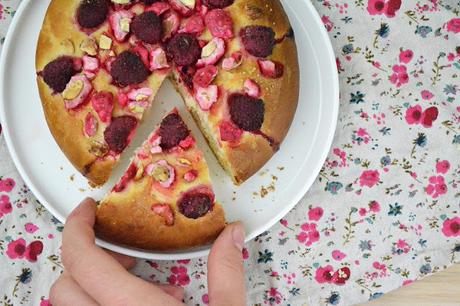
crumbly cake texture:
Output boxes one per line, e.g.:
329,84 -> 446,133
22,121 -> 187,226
36,0 -> 299,187
95,108 -> 225,250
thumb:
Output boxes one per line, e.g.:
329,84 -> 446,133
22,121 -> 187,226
207,222 -> 246,306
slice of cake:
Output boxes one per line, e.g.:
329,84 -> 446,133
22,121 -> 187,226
95,108 -> 225,250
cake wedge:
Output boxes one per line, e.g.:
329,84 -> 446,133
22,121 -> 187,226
95,108 -> 225,250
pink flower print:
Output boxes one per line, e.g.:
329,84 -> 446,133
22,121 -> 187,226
315,265 -> 335,283
177,259 -> 190,264
426,175 -> 447,198
390,65 -> 409,87
353,128 -> 371,145
436,160 -> 450,174
356,128 -> 368,137
442,217 -> 460,237
359,170 -> 380,188
399,49 -> 414,64
321,15 -> 334,32
405,105 -> 438,127
242,247 -> 249,260
367,0 -> 401,17
447,18 -> 460,34
331,250 -> 346,261
421,106 -> 439,128
267,288 -> 283,304
147,261 -> 159,269
332,267 -> 351,285
336,57 -> 343,72
308,207 -> 324,221
297,223 -> 320,246
6,238 -> 27,260
359,208 -> 367,216
25,241 -> 43,262
202,293 -> 209,304
372,261 -> 389,277
167,266 -> 190,286
333,148 -> 347,166
0,178 -> 15,192
40,299 -> 52,306
392,239 -> 411,255
373,261 -> 386,270
405,105 -> 423,125
0,195 -> 13,217
402,280 -> 413,286
421,90 -> 434,100
367,0 -> 386,15
25,223 -> 39,234
384,0 -> 401,17
368,201 -> 381,213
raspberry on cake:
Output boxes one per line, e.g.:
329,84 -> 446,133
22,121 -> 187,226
166,33 -> 201,66
96,109 -> 225,250
131,11 -> 163,44
77,0 -> 110,29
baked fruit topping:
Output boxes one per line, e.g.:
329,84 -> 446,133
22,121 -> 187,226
166,33 -> 201,66
241,25 -> 275,58
77,0 -> 110,29
178,190 -> 213,219
168,0 -> 196,16
151,204 -> 175,226
258,59 -> 284,78
43,57 -> 79,93
197,37 -> 225,67
103,115 -> 138,153
193,65 -> 217,87
110,51 -> 150,86
203,0 -> 234,9
91,92 -> 114,123
159,112 -> 190,149
131,11 -> 163,44
204,9 -> 234,39
228,93 -> 265,131
63,75 -> 93,109
109,10 -> 134,42
141,0 -> 161,5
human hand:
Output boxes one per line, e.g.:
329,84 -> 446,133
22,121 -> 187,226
50,198 -> 246,306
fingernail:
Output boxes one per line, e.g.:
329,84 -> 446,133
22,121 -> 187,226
231,222 -> 245,251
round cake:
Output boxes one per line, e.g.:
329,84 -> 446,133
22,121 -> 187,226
36,0 -> 299,186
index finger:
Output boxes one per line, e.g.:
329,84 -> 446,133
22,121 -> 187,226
62,198 -> 181,306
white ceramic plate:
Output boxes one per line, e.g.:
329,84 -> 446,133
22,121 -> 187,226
0,0 -> 338,260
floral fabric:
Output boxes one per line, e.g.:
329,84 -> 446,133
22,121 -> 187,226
0,0 -> 459,305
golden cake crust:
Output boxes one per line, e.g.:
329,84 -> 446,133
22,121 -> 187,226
36,0 -> 110,185
226,0 -> 299,183
96,176 -> 226,250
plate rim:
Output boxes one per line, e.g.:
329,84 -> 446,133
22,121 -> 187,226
0,0 -> 339,260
